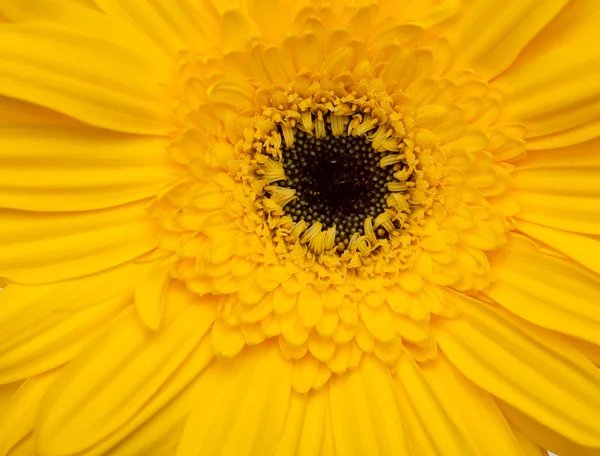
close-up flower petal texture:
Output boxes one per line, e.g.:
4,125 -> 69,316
0,0 -> 599,455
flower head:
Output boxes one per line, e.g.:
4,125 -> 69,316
1,1 -> 600,455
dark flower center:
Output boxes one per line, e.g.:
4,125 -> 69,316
282,128 -> 395,244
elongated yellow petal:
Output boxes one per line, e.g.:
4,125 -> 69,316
517,220 -> 600,276
0,370 -> 60,456
0,21 -> 173,134
0,382 -> 22,420
511,137 -> 600,234
0,201 -> 157,284
64,333 -> 215,456
0,263 -> 138,383
0,95 -> 82,127
0,0 -> 100,21
517,136 -> 600,167
284,33 -> 324,72
177,342 -> 293,456
101,338 -> 215,456
416,353 -> 524,456
393,373 -> 440,456
499,400 -> 600,456
36,283 -> 216,456
565,337 -> 600,368
495,0 -> 600,139
246,0 -> 288,46
512,167 -> 600,197
134,262 -> 172,330
449,0 -> 568,80
393,353 -> 477,456
508,423 -> 548,456
487,233 -> 600,346
525,117 -> 600,150
3,434 -> 33,456
0,127 -> 175,211
220,10 -> 260,52
93,0 -> 213,55
273,386 -> 333,456
329,355 -> 411,455
0,0 -> 167,65
435,292 -> 600,447
512,191 -> 600,234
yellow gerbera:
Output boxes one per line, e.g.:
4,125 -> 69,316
1,0 -> 599,455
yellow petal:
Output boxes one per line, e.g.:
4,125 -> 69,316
435,292 -> 600,447
263,47 -> 296,84
329,355 -> 411,455
280,310 -> 310,347
278,335 -> 307,360
511,138 -> 600,234
273,386 -> 334,456
394,353 -> 478,456
487,233 -> 600,346
508,423 -> 549,456
111,420 -> 185,456
220,9 -> 258,52
36,284 -> 216,456
297,287 -> 324,328
207,78 -> 255,110
236,270 -> 267,305
285,33 -> 323,72
517,220 -> 600,276
525,117 -> 600,150
0,381 -> 21,411
0,370 -> 60,456
0,0 -> 157,56
104,345 -> 214,456
494,0 -> 600,138
211,319 -> 246,358
0,126 -> 174,211
272,287 -> 298,315
134,261 -> 172,330
0,21 -> 172,134
0,263 -> 138,383
327,343 -> 351,375
83,333 -> 214,456
449,0 -> 568,80
566,336 -> 600,368
306,332 -> 335,363
4,435 -> 34,456
417,353 -> 525,455
358,303 -> 397,343
177,343 -> 293,456
93,0 -> 211,55
513,191 -> 600,234
386,286 -> 411,314
517,136 -> 600,166
393,371 -> 440,456
512,167 -> 600,197
315,309 -> 339,337
354,320 -> 375,353
291,353 -> 320,394
379,47 -> 417,91
0,95 -> 82,127
499,400 -> 600,456
247,0 -> 287,46
0,201 -> 157,284
393,313 -> 431,343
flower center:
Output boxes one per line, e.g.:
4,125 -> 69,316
240,78 -> 451,267
281,127 -> 396,246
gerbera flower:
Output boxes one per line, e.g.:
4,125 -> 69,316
1,0 -> 599,455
